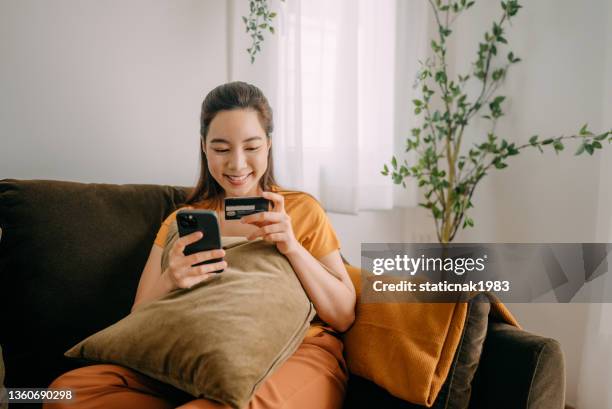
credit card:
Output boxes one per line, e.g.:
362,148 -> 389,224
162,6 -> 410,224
224,196 -> 271,220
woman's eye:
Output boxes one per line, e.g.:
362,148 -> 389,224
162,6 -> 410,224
246,146 -> 261,151
214,149 -> 229,153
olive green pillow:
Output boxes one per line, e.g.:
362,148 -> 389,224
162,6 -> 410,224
65,237 -> 315,409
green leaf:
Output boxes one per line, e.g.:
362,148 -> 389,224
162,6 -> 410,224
435,71 -> 447,84
580,123 -> 590,136
585,144 -> 594,155
593,141 -> 602,149
413,99 -> 423,107
507,144 -> 520,155
431,205 -> 443,219
541,138 -> 554,145
529,135 -> 539,145
391,156 -> 397,169
463,217 -> 474,228
269,12 -> 277,18
493,95 -> 506,105
494,159 -> 507,169
553,141 -> 564,154
492,68 -> 505,81
580,124 -> 593,136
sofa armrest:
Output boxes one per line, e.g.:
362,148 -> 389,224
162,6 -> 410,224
469,321 -> 565,409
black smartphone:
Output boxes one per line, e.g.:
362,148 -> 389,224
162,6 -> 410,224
224,196 -> 271,220
176,209 -> 223,272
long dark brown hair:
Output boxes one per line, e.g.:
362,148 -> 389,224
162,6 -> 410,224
184,81 -> 279,208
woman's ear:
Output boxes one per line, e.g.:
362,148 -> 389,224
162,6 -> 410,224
201,139 -> 207,155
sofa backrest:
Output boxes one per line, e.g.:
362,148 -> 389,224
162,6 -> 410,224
0,179 -> 189,388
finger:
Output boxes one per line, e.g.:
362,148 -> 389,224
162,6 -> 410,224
247,224 -> 284,241
182,272 -> 216,289
241,211 -> 283,225
261,191 -> 285,213
246,228 -> 264,241
184,248 -> 225,268
172,231 -> 204,254
264,233 -> 285,242
186,259 -> 227,277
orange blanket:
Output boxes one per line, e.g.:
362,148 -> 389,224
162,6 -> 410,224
342,264 -> 519,407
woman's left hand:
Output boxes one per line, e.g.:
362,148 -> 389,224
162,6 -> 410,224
241,191 -> 300,256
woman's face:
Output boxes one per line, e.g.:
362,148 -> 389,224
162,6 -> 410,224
203,109 -> 271,198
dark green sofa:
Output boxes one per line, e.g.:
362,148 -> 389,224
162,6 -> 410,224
0,179 -> 566,409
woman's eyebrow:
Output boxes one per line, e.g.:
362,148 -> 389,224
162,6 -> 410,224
243,136 -> 264,142
209,136 -> 263,144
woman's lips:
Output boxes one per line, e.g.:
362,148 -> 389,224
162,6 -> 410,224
224,173 -> 252,186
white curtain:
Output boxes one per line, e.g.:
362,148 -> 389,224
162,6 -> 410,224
229,0 -> 429,213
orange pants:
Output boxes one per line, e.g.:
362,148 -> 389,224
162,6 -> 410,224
44,332 -> 348,409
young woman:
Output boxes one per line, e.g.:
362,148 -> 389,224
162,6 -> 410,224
45,81 -> 356,409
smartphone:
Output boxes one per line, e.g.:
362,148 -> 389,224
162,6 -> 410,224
176,209 -> 223,272
224,196 -> 271,220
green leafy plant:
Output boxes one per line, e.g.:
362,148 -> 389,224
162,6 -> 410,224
382,0 -> 612,243
243,0 -> 282,63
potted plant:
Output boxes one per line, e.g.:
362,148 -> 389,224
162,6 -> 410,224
382,0 -> 612,243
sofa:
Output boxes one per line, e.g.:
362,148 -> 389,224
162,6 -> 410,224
0,179 -> 566,409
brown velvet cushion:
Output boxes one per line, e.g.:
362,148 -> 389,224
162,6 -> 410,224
0,179 -> 189,388
65,236 -> 315,409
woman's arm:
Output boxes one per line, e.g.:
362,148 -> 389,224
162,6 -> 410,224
285,247 -> 356,332
243,191 -> 356,332
131,245 -> 174,312
131,234 -> 227,312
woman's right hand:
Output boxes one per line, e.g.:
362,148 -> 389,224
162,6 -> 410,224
162,231 -> 227,290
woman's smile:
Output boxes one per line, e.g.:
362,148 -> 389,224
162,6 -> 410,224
224,172 -> 253,186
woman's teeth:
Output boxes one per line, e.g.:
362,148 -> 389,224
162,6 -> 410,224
226,173 -> 251,185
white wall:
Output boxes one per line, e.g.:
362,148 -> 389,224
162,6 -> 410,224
439,1 -> 611,407
0,0 -> 228,186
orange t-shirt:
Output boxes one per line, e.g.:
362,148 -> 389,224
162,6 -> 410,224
152,186 -> 342,337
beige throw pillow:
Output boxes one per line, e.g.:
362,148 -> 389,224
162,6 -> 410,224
65,231 -> 315,409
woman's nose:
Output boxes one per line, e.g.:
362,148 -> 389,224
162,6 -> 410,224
227,150 -> 247,170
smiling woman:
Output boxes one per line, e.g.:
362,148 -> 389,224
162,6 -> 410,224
44,81 -> 356,409
203,109 -> 271,198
